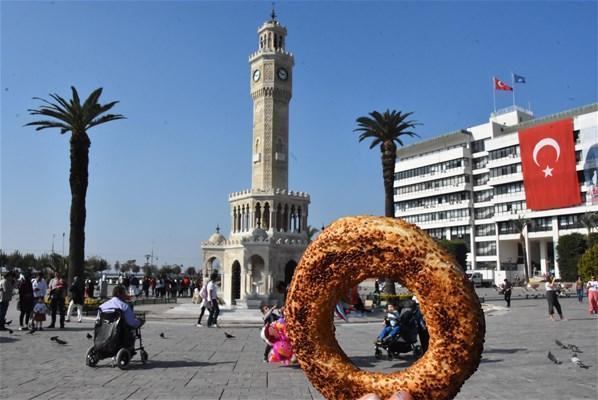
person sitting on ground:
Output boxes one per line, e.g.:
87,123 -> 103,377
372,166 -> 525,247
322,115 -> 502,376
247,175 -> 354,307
260,304 -> 281,362
98,285 -> 144,329
376,303 -> 400,343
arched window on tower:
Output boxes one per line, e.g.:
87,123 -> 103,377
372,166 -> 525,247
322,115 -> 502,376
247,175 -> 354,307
263,202 -> 270,230
255,202 -> 262,228
276,204 -> 282,231
283,204 -> 289,232
233,207 -> 237,232
297,206 -> 302,232
268,32 -> 272,49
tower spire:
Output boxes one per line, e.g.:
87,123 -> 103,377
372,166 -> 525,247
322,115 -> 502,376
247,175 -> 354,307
271,3 -> 276,20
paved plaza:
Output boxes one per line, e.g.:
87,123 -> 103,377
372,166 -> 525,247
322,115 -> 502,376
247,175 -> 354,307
0,294 -> 596,400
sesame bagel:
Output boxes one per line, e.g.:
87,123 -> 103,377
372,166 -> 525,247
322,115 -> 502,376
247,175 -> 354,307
285,216 -> 485,400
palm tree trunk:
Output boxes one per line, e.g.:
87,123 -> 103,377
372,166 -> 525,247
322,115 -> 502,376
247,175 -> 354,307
520,235 -> 529,284
68,132 -> 90,286
381,141 -> 397,295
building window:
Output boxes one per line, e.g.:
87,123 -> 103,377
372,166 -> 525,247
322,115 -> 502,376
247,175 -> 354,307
474,206 -> 494,219
395,158 -> 466,181
474,190 -> 493,203
494,200 -> 526,216
471,139 -> 486,153
475,241 -> 496,256
494,182 -> 524,198
498,221 -> 517,234
530,217 -> 552,232
474,174 -> 489,186
475,224 -> 496,236
558,214 -> 583,230
489,163 -> 521,178
476,261 -> 497,270
489,145 -> 519,160
473,157 -> 488,169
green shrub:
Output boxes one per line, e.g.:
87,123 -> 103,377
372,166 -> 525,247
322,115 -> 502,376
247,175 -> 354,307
578,244 -> 598,281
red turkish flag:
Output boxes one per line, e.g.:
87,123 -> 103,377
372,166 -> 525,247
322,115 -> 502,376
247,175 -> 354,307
519,118 -> 581,210
494,77 -> 513,91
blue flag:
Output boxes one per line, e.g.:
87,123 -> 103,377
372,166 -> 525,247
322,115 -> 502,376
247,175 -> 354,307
513,74 -> 526,84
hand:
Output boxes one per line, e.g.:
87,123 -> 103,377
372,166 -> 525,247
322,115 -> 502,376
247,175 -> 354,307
357,392 -> 413,400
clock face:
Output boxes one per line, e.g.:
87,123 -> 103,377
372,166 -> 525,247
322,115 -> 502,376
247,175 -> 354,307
253,69 -> 261,82
277,67 -> 288,81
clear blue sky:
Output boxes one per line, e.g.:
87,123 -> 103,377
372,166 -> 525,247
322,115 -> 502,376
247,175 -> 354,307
1,1 -> 596,269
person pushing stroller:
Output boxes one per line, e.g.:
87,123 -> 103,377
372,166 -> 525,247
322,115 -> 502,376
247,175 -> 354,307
86,285 -> 147,368
99,285 -> 144,330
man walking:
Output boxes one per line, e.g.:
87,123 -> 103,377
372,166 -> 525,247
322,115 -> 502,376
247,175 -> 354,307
48,273 -> 66,329
501,278 -> 513,308
206,272 -> 220,328
66,276 -> 84,323
0,272 -> 15,330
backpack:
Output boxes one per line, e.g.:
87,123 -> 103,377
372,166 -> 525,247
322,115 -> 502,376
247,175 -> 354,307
199,284 -> 207,299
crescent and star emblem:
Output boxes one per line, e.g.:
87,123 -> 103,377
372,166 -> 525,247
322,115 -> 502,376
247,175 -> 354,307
532,137 -> 560,178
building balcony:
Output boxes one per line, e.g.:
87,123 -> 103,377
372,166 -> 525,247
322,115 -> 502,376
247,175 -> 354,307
488,172 -> 523,187
395,183 -> 471,202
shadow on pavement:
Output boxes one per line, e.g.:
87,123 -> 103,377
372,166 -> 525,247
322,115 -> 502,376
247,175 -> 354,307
483,348 -> 527,354
0,336 -> 20,343
350,355 -> 415,369
480,358 -> 504,364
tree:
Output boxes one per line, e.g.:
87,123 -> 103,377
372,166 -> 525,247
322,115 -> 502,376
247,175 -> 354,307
114,261 -> 121,273
85,256 -> 110,274
512,216 -> 532,283
185,267 -> 197,277
557,233 -> 587,282
580,212 -> 598,237
131,264 -> 140,273
355,109 -> 419,294
306,225 -> 319,243
6,250 -> 23,271
437,240 -> 467,271
172,265 -> 182,275
578,244 -> 598,281
26,87 -> 124,286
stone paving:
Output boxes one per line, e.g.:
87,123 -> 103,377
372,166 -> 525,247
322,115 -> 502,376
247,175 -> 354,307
0,295 -> 596,400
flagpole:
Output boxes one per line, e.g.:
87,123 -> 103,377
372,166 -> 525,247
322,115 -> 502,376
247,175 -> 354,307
511,72 -> 516,106
492,77 -> 496,113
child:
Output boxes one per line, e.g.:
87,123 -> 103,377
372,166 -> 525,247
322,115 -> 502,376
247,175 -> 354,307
32,297 -> 48,331
260,304 -> 280,362
376,303 -> 400,343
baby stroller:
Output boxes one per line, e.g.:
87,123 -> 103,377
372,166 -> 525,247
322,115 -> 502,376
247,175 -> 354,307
85,310 -> 148,369
374,306 -> 423,360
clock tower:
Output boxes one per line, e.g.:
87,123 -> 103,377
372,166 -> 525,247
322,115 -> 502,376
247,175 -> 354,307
249,11 -> 294,191
201,12 -> 310,308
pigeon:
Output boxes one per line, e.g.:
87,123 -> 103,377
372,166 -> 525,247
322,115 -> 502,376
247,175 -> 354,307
86,333 -> 93,339
555,340 -> 568,349
50,336 -> 67,345
571,354 -> 590,369
159,332 -> 165,338
224,332 -> 235,339
567,344 -> 582,353
547,351 -> 562,365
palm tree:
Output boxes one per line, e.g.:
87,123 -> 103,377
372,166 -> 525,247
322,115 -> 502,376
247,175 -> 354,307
580,212 -> 598,237
306,225 -> 320,243
26,87 -> 124,286
355,109 -> 420,294
512,216 -> 532,283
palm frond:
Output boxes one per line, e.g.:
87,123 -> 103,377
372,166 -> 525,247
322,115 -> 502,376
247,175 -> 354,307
24,120 -> 72,133
87,113 -> 126,129
82,88 -> 104,112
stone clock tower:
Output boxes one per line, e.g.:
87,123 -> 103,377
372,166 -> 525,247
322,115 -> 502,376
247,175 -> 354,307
202,12 -> 311,308
249,12 -> 293,191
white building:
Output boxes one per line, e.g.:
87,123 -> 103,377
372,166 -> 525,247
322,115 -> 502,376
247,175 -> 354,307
394,103 -> 598,282
201,13 -> 310,307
